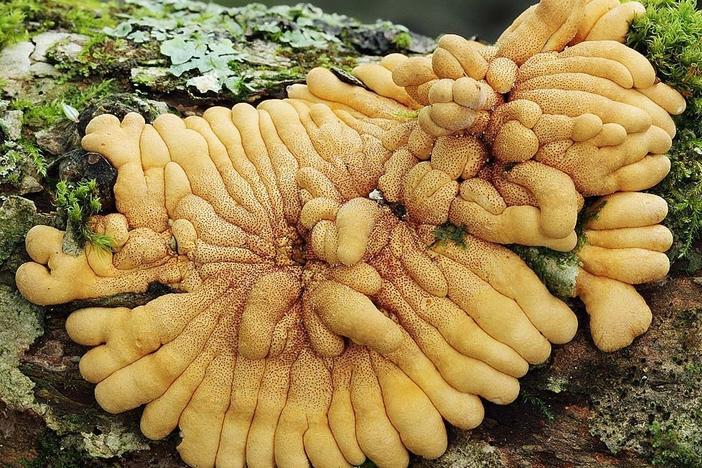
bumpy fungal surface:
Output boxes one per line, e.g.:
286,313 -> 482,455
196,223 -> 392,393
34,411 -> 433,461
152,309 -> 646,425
15,0 -> 686,466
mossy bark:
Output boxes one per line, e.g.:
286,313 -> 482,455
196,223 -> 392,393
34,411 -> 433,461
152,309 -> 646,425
0,0 -> 700,466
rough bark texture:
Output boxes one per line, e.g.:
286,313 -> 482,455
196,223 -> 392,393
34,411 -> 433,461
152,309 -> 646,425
0,0 -> 700,466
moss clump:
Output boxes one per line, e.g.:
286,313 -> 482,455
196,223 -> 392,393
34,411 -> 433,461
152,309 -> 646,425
392,31 -> 412,49
433,222 -> 467,248
0,0 -> 115,49
10,80 -> 117,129
55,179 -> 113,251
0,1 -> 29,49
628,0 -> 702,271
650,419 -> 702,467
23,430 -> 84,468
510,246 -> 580,300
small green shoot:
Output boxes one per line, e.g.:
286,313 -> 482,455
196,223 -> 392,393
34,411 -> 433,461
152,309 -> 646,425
55,179 -> 113,250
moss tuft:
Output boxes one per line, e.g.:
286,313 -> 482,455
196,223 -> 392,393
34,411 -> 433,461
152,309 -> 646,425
11,80 -> 117,129
628,0 -> 702,271
433,222 -> 467,248
392,31 -> 412,49
23,430 -> 84,468
520,391 -> 555,421
55,179 -> 113,251
0,0 -> 115,49
510,246 -> 580,299
0,2 -> 31,49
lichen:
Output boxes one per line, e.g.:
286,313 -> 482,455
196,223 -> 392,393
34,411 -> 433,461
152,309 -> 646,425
0,196 -> 56,272
63,0 -> 429,98
0,281 -> 151,462
413,432 -> 502,468
0,284 -> 45,411
588,305 -> 702,464
78,424 -> 149,459
431,223 -> 581,301
545,376 -> 569,394
1,0 -> 700,465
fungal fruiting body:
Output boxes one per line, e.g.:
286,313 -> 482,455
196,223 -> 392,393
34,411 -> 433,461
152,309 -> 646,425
15,0 -> 686,466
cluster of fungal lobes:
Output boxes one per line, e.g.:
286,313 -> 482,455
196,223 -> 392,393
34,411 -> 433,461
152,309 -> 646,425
15,0 -> 687,467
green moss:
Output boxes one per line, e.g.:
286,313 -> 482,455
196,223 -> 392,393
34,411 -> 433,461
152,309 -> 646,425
510,246 -> 580,299
19,138 -> 46,177
392,31 -> 412,49
0,0 -> 115,49
520,392 -> 555,422
23,430 -> 84,468
628,0 -> 702,271
433,222 -> 467,248
684,362 -> 702,378
650,419 -> 702,467
11,80 -> 117,129
55,179 -> 113,251
0,1 -> 31,49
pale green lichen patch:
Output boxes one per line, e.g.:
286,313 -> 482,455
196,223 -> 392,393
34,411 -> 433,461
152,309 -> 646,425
587,305 -> 702,465
0,196 -> 56,272
545,375 -> 570,394
431,220 -> 580,299
413,431 -> 502,468
0,284 -> 45,409
0,102 -> 46,193
78,424 -> 149,458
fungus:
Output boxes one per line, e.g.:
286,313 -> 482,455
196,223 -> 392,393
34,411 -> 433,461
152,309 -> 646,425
15,1 -> 686,466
